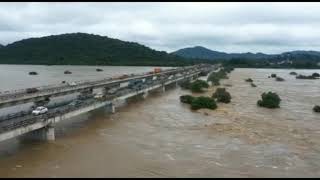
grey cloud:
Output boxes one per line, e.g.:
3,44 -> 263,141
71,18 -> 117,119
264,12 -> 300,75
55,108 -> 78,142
1,2 -> 320,54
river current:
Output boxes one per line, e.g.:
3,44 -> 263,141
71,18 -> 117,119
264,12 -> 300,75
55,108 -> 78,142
0,66 -> 319,177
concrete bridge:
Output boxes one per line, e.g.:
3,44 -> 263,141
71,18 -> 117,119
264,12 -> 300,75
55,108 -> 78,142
0,64 -> 215,142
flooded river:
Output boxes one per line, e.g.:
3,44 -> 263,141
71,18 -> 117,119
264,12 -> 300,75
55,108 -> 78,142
0,67 -> 320,177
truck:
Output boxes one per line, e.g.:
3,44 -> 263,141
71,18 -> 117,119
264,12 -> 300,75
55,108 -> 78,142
154,68 -> 162,73
26,88 -> 39,94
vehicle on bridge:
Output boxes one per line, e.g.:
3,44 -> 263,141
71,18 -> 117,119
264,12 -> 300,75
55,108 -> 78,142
128,79 -> 143,89
94,92 -> 104,99
78,93 -> 94,100
68,100 -> 82,107
32,106 -> 48,115
26,88 -> 39,94
68,82 -> 77,86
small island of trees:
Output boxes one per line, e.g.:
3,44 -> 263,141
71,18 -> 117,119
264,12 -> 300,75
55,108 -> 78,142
257,92 -> 281,109
212,88 -> 232,103
29,71 -> 38,75
313,105 -> 320,113
180,95 -> 217,110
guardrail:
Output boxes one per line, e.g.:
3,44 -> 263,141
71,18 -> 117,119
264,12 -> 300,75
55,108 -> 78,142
0,65 -> 210,105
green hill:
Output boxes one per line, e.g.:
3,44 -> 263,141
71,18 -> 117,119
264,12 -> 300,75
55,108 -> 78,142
0,33 -> 192,66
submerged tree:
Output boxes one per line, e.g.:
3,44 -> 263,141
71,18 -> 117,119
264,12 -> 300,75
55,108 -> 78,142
212,88 -> 232,103
190,80 -> 209,93
313,105 -> 320,113
275,77 -> 285,81
271,74 -> 277,78
257,92 -> 281,108
245,78 -> 253,82
191,96 -> 217,110
180,95 -> 195,104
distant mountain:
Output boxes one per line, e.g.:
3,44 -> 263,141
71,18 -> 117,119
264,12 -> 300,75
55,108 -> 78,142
171,46 -> 230,60
0,44 -> 3,48
172,46 -> 271,60
172,46 -> 320,62
0,33 -> 191,66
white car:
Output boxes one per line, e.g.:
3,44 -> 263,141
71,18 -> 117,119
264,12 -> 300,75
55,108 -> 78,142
32,106 -> 48,115
68,82 -> 77,86
94,93 -> 104,99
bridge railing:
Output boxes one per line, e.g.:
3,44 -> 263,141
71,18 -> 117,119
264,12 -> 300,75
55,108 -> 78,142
0,65 -> 204,100
0,67 -> 209,134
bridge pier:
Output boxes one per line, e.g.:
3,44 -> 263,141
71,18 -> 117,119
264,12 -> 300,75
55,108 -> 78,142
161,86 -> 166,93
111,104 -> 115,113
22,123 -> 55,141
142,91 -> 149,99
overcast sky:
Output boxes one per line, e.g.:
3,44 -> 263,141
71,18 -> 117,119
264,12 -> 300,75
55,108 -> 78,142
1,2 -> 320,54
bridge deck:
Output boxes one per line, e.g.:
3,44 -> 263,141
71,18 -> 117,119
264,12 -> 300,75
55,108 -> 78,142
0,64 -> 216,142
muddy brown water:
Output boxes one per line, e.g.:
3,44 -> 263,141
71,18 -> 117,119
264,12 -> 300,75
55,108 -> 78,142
0,68 -> 320,177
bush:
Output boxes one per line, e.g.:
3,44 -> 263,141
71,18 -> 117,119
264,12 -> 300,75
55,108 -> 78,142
245,78 -> 253,82
29,71 -> 38,75
208,75 -> 220,86
296,74 -> 317,79
271,74 -> 277,78
223,67 -> 234,73
257,92 -> 281,108
212,88 -> 231,103
191,96 -> 217,110
313,105 -> 320,113
289,72 -> 297,75
207,69 -> 228,85
312,73 -> 320,78
190,80 -> 209,93
276,77 -> 285,81
251,83 -> 257,87
180,95 -> 195,104
179,80 -> 191,89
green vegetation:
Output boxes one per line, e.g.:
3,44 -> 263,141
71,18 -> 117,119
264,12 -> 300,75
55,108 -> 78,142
251,83 -> 257,87
207,69 -> 230,86
312,73 -> 320,78
180,95 -> 195,104
245,78 -> 253,82
191,96 -> 217,110
289,72 -> 297,75
212,88 -> 231,103
64,70 -> 72,74
275,77 -> 285,81
0,33 -> 202,66
222,66 -> 234,73
257,92 -> 281,109
29,71 -> 38,75
313,105 -> 320,113
180,95 -> 218,110
179,80 -> 209,93
296,74 -> 318,79
190,80 -> 209,93
207,74 -> 221,86
271,74 -> 277,78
